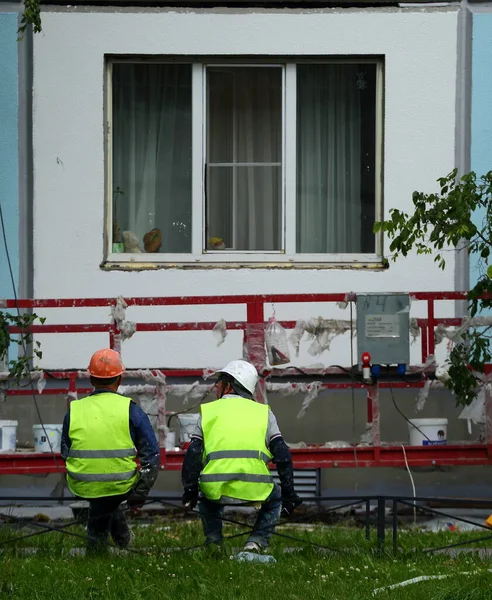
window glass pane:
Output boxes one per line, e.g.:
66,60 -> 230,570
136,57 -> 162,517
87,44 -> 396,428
207,166 -> 281,251
206,67 -> 283,251
296,64 -> 377,254
112,63 -> 192,254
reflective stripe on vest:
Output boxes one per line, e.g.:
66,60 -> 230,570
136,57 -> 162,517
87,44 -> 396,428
204,450 -> 271,465
66,469 -> 137,482
200,397 -> 274,502
200,473 -> 273,484
68,448 -> 136,459
66,392 -> 138,499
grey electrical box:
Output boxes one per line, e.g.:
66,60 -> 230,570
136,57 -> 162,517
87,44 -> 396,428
356,294 -> 410,366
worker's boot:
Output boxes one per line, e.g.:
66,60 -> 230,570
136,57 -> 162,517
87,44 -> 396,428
243,541 -> 264,553
110,510 -> 133,548
86,529 -> 110,556
203,541 -> 223,558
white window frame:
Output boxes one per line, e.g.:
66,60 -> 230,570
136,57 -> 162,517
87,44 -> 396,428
104,57 -> 384,267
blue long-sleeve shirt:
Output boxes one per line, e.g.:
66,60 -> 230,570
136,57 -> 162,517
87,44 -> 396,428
61,390 -> 160,496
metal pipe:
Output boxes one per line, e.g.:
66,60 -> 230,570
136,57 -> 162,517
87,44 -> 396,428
365,498 -> 371,540
392,498 -> 398,555
377,496 -> 385,551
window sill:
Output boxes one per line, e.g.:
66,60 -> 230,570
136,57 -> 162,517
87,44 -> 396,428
100,253 -> 388,271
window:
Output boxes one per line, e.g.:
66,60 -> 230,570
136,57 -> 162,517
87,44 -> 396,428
107,58 -> 382,264
206,66 -> 283,252
111,63 -> 192,254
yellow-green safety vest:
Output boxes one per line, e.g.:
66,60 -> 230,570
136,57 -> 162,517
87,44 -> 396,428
66,393 -> 138,499
200,397 -> 274,502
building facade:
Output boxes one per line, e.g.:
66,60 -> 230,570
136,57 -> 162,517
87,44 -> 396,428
28,1 -> 466,371
3,0 -> 492,496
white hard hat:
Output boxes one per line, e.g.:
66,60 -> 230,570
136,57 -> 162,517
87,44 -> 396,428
215,360 -> 259,396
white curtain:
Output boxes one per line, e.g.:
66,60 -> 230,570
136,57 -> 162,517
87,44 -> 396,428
297,64 -> 362,254
112,64 -> 192,253
206,67 -> 282,251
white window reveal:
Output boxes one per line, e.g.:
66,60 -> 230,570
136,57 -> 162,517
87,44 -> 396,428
106,58 -> 383,266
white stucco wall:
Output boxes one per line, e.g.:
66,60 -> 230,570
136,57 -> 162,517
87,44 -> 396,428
32,7 -> 460,369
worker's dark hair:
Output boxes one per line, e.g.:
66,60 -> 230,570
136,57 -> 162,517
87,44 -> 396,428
218,373 -> 252,399
90,375 -> 120,388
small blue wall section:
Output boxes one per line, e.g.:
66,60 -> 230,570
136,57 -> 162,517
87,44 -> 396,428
471,14 -> 492,289
0,13 -> 19,296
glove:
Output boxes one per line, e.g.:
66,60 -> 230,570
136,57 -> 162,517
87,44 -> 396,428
182,487 -> 199,511
126,493 -> 147,511
281,492 -> 302,517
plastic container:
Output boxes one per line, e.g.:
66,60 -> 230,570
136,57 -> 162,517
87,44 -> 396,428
177,413 -> 200,446
0,420 -> 18,451
408,418 -> 448,446
33,424 -> 63,453
265,317 -> 291,366
165,430 -> 176,450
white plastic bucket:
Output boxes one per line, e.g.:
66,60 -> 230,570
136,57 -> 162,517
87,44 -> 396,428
165,430 -> 176,450
33,424 -> 63,453
408,418 -> 448,446
0,420 -> 18,451
177,413 -> 200,445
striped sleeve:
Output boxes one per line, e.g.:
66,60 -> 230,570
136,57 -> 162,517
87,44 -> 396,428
190,414 -> 203,440
267,410 -> 282,445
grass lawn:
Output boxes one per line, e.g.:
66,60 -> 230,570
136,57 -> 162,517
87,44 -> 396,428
0,516 -> 491,599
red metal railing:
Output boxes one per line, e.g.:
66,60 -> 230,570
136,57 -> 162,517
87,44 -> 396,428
0,291 -> 489,474
4,290 -> 471,366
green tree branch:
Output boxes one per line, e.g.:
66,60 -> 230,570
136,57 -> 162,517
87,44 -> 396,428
374,169 -> 492,406
18,0 -> 42,38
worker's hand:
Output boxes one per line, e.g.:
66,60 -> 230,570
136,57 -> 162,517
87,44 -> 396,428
182,487 -> 199,511
126,493 -> 147,511
281,493 -> 302,517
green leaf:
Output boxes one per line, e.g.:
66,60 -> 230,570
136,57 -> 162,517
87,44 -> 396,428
18,0 -> 42,37
374,169 -> 492,408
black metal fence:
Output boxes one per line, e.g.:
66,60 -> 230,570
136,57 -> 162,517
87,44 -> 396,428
1,494 -> 492,555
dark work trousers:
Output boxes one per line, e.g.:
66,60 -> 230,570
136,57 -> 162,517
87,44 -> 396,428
199,483 -> 282,548
86,494 -> 131,554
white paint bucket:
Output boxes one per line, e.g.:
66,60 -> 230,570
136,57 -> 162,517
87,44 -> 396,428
33,424 -> 63,453
408,418 -> 448,446
165,430 -> 176,450
0,420 -> 18,451
177,413 -> 200,445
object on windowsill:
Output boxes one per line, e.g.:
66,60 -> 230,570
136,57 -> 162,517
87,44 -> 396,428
122,231 -> 142,253
112,243 -> 124,253
112,186 -> 124,245
143,228 -> 162,253
208,237 -> 226,250
113,221 -> 121,246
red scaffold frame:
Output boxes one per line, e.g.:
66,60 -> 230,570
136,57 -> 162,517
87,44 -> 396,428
0,291 -> 491,475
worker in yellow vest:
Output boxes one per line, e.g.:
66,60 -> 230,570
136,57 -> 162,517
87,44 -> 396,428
61,349 -> 160,553
182,359 -> 302,552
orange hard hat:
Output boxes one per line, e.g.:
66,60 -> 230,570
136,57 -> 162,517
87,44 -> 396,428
87,348 -> 125,378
